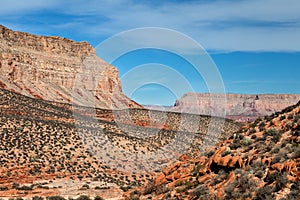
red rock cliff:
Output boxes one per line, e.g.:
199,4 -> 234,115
0,25 -> 140,109
173,93 -> 300,122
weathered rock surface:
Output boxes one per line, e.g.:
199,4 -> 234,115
172,93 -> 300,122
127,101 -> 300,199
0,25 -> 140,109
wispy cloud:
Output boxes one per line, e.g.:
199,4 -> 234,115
0,0 -> 60,14
0,0 -> 300,52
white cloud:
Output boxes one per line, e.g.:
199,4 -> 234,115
0,0 -> 60,14
1,0 -> 300,52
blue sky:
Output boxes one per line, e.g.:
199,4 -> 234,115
0,0 -> 300,105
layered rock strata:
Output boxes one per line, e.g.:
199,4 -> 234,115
0,25 -> 140,109
172,93 -> 300,122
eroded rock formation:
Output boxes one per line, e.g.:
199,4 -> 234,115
0,25 -> 140,109
173,93 -> 300,122
126,101 -> 300,199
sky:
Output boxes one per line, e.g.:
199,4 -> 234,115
0,0 -> 300,105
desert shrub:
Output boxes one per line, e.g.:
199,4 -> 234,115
37,185 -> 49,189
120,185 -> 132,192
76,195 -> 91,200
32,196 -> 44,200
155,184 -> 169,195
264,115 -> 273,122
271,155 -> 281,165
254,170 -> 264,179
238,173 -> 254,193
250,123 -> 256,129
94,186 -> 101,190
272,132 -> 282,143
80,184 -> 89,190
254,117 -> 262,124
286,182 -> 300,200
221,150 -> 231,157
288,114 -> 294,119
190,185 -> 209,198
292,148 -> 300,159
175,180 -> 187,187
251,134 -> 257,139
265,128 -> 282,143
212,169 -> 228,185
224,182 -> 237,199
17,185 -> 32,190
259,126 -> 265,132
281,139 -> 289,148
255,186 -> 274,200
249,128 -> 256,134
12,182 -> 19,189
46,196 -> 66,200
204,150 -> 214,157
270,147 -> 280,154
293,114 -> 300,123
94,196 -> 104,200
265,171 -> 280,183
175,186 -> 188,193
292,127 -> 300,137
274,172 -> 288,192
225,180 -> 251,200
0,186 -> 8,191
280,115 -> 286,120
225,172 -> 255,199
243,138 -> 252,146
234,169 -> 242,175
229,138 -> 242,149
163,192 -> 172,199
229,142 -> 241,149
254,136 -> 265,142
129,190 -> 141,200
143,180 -> 155,195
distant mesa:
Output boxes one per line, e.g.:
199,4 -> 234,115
173,93 -> 300,122
147,93 -> 300,122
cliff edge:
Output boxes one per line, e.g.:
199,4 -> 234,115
0,25 -> 140,109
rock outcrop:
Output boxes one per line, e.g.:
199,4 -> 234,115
126,101 -> 300,199
0,25 -> 140,109
172,93 -> 300,122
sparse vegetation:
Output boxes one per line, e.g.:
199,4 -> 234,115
130,100 -> 300,199
0,88 -> 299,200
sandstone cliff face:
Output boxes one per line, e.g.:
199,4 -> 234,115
173,93 -> 300,122
0,25 -> 139,109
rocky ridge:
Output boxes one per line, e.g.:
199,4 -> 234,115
171,93 -> 300,122
0,25 -> 139,109
128,101 -> 300,199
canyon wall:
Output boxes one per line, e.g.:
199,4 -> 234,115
0,25 -> 140,109
172,93 -> 300,122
